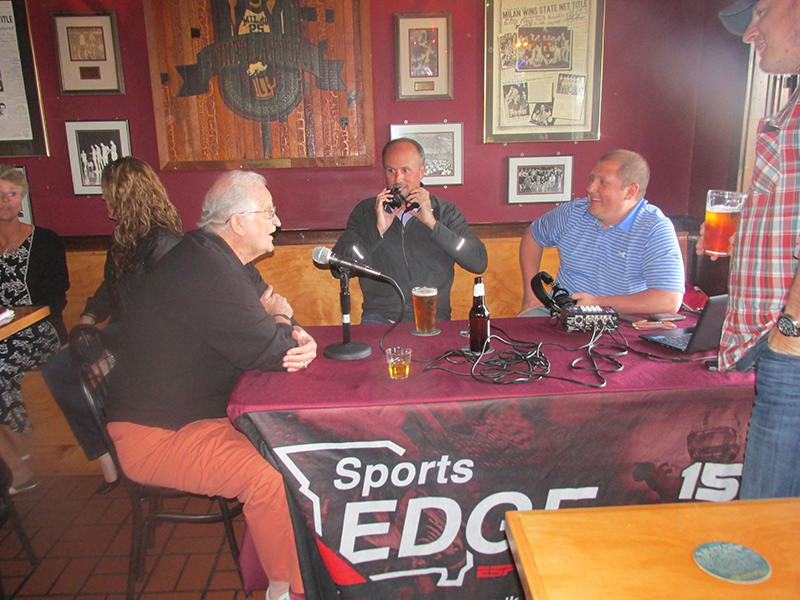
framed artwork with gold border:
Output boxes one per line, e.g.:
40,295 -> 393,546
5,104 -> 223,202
484,0 -> 605,142
143,0 -> 375,171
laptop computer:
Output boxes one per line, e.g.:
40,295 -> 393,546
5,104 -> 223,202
639,294 -> 729,354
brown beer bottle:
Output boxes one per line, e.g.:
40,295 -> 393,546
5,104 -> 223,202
469,276 -> 490,352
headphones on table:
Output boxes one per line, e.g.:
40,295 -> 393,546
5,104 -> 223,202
530,271 -> 576,315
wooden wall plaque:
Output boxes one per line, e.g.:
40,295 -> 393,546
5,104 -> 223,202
143,0 -> 375,170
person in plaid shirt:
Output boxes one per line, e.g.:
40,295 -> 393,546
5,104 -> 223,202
715,0 -> 800,499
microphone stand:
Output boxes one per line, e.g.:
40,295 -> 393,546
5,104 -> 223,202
323,266 -> 372,361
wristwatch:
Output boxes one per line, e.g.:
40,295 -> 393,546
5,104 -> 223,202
777,311 -> 800,337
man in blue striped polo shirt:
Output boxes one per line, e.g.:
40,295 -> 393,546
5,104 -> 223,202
518,149 -> 685,316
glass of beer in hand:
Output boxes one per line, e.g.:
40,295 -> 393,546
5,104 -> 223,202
411,286 -> 440,336
704,190 -> 746,257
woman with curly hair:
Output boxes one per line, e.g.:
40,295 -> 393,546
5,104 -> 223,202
43,156 -> 183,494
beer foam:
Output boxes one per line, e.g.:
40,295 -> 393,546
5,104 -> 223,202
707,205 -> 741,213
412,287 -> 437,296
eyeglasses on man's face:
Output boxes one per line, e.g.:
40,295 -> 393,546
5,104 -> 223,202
226,206 -> 278,223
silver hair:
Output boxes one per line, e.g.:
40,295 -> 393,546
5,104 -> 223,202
198,170 -> 267,232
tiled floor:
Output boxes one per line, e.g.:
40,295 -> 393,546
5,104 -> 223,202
0,475 -> 261,600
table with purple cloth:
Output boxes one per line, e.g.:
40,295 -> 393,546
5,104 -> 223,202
227,317 -> 755,600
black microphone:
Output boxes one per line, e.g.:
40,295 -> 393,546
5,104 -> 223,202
312,246 -> 384,278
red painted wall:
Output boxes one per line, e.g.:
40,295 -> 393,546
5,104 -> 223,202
14,0 -> 749,236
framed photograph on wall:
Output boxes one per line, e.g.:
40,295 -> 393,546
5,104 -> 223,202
484,0 -> 605,142
0,0 -> 49,157
508,155 -> 573,204
390,122 -> 463,185
395,13 -> 453,101
52,11 -> 124,94
12,166 -> 33,225
65,120 -> 130,195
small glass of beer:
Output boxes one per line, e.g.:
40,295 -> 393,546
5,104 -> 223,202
704,190 -> 746,257
385,347 -> 412,380
411,286 -> 440,336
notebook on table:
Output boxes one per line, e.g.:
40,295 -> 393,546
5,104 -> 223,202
639,294 -> 728,354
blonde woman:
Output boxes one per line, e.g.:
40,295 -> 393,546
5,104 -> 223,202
0,164 -> 69,493
43,156 -> 183,494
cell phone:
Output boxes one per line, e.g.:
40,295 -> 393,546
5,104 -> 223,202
648,312 -> 686,322
619,313 -> 646,323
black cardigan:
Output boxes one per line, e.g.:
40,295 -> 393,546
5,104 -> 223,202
27,227 -> 70,342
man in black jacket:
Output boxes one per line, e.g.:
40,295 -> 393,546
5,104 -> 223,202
333,138 -> 488,323
107,171 -> 314,600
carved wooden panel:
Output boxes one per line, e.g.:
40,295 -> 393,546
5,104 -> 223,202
143,0 -> 375,170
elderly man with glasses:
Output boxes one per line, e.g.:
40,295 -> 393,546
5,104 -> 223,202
106,170 -> 315,600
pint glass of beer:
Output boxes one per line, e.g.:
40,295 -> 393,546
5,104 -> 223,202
704,190 -> 746,257
411,286 -> 439,335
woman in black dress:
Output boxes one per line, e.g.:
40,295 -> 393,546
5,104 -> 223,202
0,164 -> 69,492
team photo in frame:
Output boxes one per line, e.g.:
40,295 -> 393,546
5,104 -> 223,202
508,155 -> 573,204
65,120 -> 130,195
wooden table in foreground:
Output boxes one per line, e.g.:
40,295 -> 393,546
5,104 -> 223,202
0,306 -> 50,341
506,498 -> 800,600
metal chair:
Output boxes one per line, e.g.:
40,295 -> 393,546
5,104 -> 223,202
0,456 -> 37,600
69,324 -> 246,600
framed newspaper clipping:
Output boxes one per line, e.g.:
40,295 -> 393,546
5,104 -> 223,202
484,0 -> 605,143
0,0 -> 48,157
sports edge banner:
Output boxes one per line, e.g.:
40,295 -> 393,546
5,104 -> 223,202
238,392 -> 752,600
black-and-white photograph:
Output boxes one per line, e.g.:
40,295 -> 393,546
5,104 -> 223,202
557,73 -> 586,97
408,132 -> 454,176
390,122 -> 463,185
517,165 -> 565,195
503,83 -> 530,119
77,133 -> 119,186
515,27 -> 572,71
530,102 -> 555,126
508,155 -> 573,204
409,28 -> 439,77
499,33 -> 517,69
65,120 -> 130,194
